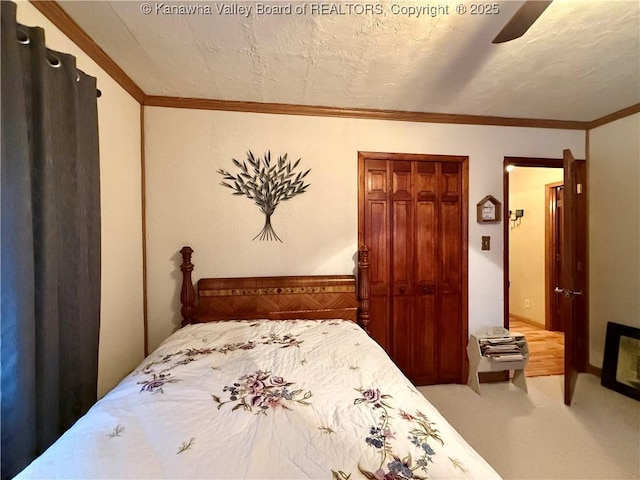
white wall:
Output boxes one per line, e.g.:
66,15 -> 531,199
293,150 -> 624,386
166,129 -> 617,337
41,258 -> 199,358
589,113 -> 640,368
144,106 -> 584,352
509,167 -> 564,326
17,2 -> 144,397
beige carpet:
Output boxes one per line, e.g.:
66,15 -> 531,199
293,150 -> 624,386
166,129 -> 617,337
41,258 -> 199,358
418,374 -> 640,479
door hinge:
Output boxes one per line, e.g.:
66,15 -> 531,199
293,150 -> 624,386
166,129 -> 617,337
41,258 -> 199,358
577,183 -> 583,194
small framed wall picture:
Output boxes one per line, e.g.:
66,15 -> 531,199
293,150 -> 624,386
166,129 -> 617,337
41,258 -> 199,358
477,195 -> 502,224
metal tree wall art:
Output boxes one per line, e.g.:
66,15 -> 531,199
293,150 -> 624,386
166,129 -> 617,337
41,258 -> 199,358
218,151 -> 311,242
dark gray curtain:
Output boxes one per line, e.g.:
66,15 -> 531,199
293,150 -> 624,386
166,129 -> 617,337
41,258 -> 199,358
1,2 -> 101,478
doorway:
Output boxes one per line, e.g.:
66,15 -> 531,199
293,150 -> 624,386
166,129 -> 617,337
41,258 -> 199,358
503,157 -> 582,378
507,162 -> 564,376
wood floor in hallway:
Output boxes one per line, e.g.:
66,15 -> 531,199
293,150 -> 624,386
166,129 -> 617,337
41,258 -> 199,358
509,317 -> 564,377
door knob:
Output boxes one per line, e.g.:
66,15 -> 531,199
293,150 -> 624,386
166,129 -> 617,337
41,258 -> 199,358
399,286 -> 406,294
555,287 -> 583,298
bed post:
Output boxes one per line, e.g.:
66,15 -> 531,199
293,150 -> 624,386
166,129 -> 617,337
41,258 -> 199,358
358,245 -> 371,334
180,246 -> 196,326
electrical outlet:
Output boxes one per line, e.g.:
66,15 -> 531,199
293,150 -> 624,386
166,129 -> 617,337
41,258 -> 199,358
524,299 -> 530,308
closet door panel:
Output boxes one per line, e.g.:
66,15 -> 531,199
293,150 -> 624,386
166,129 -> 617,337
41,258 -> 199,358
413,293 -> 437,383
392,294 -> 413,377
438,292 -> 463,381
364,159 -> 390,351
391,161 -> 414,376
370,296 -> 390,352
415,162 -> 437,286
413,162 -> 438,383
440,202 -> 462,292
391,198 -> 413,376
439,163 -> 462,289
391,161 -> 413,295
367,200 -> 389,296
437,162 -> 463,382
392,200 -> 413,294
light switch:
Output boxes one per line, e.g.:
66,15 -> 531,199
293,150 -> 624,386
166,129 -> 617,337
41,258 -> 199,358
482,236 -> 490,250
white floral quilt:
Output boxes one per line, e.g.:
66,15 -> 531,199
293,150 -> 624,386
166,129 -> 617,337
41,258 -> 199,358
17,319 -> 501,479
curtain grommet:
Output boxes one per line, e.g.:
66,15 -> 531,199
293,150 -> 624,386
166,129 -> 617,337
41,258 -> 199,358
17,27 -> 30,45
47,53 -> 61,68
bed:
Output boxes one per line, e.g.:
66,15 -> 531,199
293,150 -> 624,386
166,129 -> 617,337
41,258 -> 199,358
16,246 -> 500,479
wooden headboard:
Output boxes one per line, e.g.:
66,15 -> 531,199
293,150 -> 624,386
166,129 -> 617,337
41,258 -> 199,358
179,246 -> 371,333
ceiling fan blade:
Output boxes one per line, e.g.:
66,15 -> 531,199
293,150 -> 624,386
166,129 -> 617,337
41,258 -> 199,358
492,0 -> 553,44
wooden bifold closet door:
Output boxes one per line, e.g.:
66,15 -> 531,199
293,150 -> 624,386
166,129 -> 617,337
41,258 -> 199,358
358,152 -> 468,386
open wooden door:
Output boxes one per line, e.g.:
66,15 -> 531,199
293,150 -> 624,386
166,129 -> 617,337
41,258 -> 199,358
559,149 -> 587,405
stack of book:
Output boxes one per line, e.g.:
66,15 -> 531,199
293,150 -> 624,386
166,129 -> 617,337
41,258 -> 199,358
479,336 -> 527,362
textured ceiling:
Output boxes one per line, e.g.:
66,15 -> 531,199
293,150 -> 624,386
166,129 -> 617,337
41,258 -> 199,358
58,0 -> 640,121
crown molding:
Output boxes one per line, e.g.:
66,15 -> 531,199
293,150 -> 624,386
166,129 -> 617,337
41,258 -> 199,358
28,0 -> 145,103
143,95 -> 590,130
587,103 -> 640,130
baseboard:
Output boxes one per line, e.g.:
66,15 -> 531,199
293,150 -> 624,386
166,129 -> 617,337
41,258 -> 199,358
586,363 -> 602,378
509,313 -> 545,329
